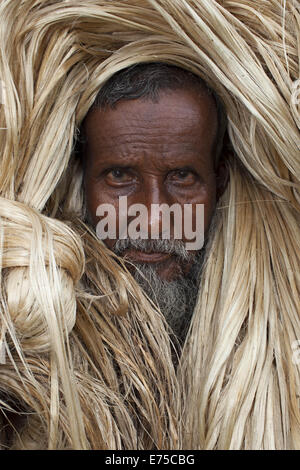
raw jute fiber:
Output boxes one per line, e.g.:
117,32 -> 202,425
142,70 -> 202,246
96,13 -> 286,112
0,0 -> 299,449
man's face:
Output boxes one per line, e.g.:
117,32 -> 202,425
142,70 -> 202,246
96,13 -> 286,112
83,88 -> 221,281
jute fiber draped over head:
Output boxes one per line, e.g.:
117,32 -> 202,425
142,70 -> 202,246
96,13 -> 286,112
0,0 -> 299,450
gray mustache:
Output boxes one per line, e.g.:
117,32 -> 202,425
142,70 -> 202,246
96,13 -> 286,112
113,238 -> 193,261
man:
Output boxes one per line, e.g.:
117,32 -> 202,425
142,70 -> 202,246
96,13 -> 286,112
0,0 -> 299,451
81,63 -> 228,342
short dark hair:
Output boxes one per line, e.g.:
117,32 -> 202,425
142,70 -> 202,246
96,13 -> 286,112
86,62 -> 227,163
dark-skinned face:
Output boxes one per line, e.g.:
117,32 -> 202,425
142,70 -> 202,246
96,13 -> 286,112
83,88 -> 226,281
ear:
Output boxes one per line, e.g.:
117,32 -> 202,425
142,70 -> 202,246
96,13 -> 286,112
215,158 -> 229,201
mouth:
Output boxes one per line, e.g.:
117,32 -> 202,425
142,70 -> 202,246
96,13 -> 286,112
122,249 -> 172,263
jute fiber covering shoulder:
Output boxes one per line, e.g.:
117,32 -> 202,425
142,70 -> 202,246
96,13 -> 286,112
0,0 -> 299,449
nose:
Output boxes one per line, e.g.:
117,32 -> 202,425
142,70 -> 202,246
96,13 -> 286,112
141,178 -> 173,239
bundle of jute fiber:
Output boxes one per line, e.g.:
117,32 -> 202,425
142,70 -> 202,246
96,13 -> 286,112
0,0 -> 299,449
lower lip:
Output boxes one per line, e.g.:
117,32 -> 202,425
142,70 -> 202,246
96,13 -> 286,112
123,250 -> 172,263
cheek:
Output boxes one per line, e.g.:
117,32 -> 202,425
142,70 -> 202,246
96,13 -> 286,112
84,183 -> 100,224
203,190 -> 217,232
84,181 -> 120,249
84,180 -> 116,226
184,184 -> 217,235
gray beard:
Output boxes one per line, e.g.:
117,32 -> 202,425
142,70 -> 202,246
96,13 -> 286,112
112,238 -> 204,342
131,254 -> 203,343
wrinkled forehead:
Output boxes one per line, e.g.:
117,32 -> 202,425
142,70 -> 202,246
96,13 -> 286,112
82,87 -> 219,166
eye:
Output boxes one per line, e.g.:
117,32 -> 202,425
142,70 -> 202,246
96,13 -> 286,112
168,168 -> 198,185
104,167 -> 135,185
110,168 -> 126,179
